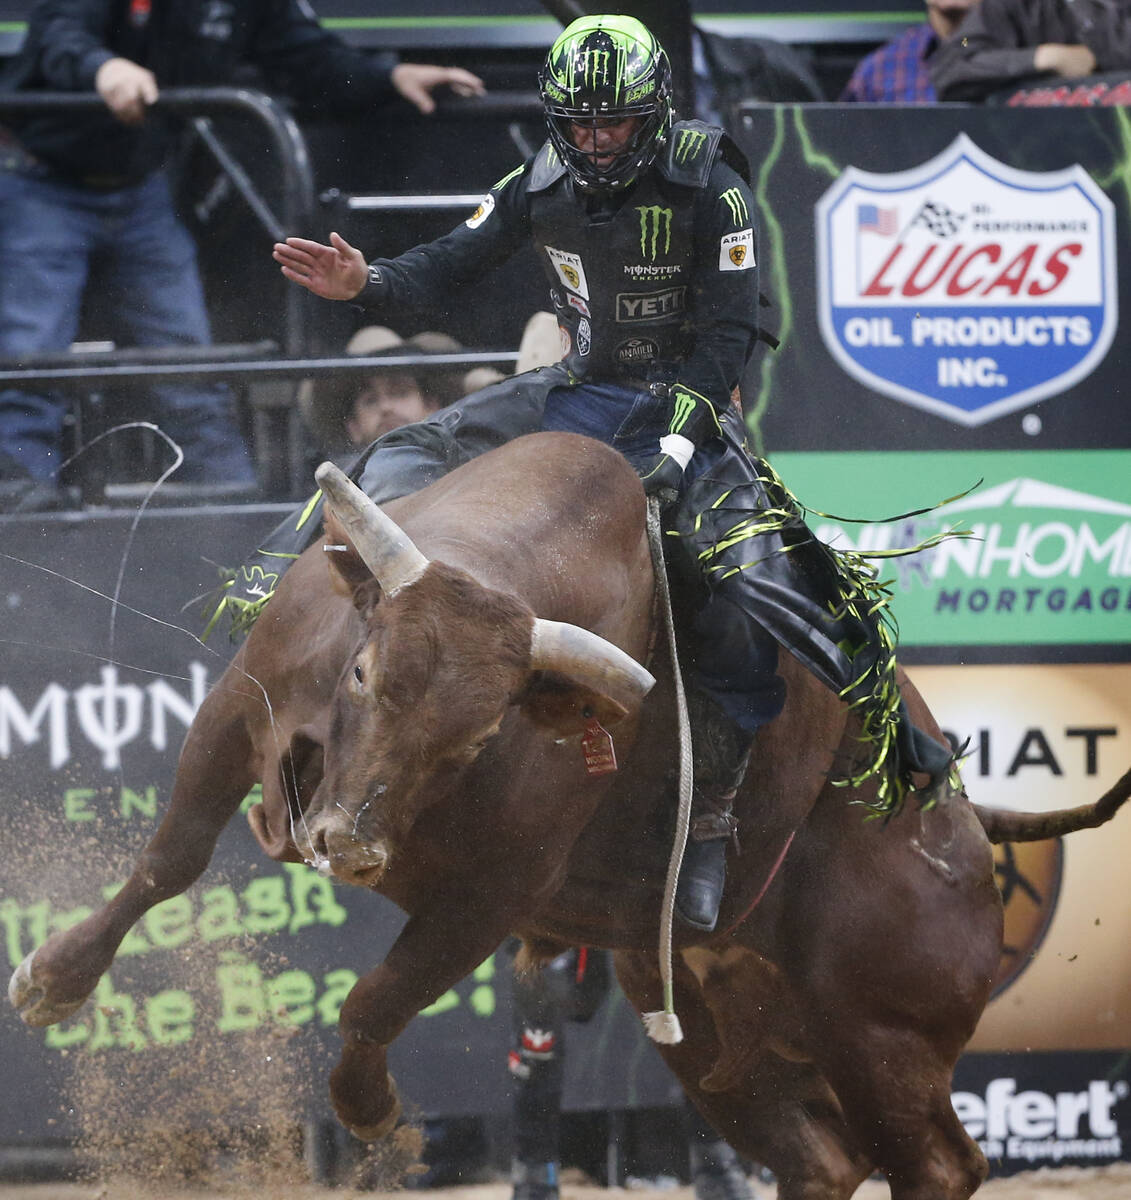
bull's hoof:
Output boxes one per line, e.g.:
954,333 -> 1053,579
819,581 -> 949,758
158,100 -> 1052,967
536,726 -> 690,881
341,1072 -> 402,1142
8,951 -> 89,1027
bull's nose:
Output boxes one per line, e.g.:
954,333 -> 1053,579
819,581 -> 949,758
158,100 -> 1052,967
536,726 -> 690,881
319,830 -> 390,886
343,842 -> 389,886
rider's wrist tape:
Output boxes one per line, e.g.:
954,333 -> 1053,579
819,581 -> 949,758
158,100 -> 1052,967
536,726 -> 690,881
659,434 -> 695,470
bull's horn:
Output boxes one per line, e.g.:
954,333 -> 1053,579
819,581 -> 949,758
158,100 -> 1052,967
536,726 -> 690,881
315,461 -> 429,596
530,618 -> 655,708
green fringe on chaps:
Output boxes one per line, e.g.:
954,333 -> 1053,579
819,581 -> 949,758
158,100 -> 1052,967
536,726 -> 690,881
669,414 -> 959,815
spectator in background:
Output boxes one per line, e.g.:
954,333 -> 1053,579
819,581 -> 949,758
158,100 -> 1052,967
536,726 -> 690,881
930,0 -> 1131,101
203,310 -> 551,637
508,946 -> 763,1200
0,0 -> 484,508
303,316 -> 564,469
840,0 -> 980,102
303,325 -> 476,468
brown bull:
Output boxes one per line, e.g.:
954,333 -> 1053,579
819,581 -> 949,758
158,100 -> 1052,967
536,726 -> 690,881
10,432 -> 1131,1200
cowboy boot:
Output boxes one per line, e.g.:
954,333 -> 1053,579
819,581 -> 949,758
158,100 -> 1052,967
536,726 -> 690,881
675,692 -> 755,932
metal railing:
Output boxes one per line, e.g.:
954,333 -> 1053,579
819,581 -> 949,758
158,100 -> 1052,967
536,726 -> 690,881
0,87 -> 532,502
0,87 -> 324,497
0,87 -> 317,357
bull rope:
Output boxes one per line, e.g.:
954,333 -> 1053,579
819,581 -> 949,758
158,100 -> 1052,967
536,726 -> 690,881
641,496 -> 693,1046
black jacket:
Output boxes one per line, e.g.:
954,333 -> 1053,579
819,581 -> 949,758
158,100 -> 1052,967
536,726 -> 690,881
357,121 -> 762,436
0,0 -> 397,184
931,0 -> 1131,101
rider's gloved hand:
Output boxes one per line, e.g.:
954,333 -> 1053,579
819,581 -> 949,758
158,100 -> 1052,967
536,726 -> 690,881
637,451 -> 685,510
638,384 -> 722,509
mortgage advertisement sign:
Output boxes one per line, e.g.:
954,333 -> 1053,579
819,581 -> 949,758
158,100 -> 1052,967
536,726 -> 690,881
775,449 -> 1131,646
814,133 -> 1116,426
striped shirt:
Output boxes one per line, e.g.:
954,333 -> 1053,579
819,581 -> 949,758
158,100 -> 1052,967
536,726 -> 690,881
840,25 -> 940,103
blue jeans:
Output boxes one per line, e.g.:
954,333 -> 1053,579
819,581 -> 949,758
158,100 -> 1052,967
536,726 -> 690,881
0,166 -> 254,483
543,381 -> 783,733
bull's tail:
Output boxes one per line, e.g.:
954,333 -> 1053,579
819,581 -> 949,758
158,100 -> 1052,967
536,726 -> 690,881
972,764 -> 1131,843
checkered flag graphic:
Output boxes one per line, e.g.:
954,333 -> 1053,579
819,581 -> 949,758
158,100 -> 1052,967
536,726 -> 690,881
910,199 -> 966,238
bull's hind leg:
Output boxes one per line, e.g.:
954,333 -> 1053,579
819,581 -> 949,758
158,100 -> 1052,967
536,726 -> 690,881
787,796 -> 998,1198
10,677 -> 258,1027
811,1020 -> 988,1200
613,950 -> 872,1200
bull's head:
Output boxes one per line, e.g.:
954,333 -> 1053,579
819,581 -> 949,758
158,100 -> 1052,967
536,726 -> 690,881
297,462 -> 654,887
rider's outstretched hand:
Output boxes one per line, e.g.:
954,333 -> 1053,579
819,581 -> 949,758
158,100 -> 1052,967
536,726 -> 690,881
272,232 -> 369,300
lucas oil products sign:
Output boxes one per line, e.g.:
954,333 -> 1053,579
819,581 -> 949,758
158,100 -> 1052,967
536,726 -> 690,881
815,134 -> 1116,427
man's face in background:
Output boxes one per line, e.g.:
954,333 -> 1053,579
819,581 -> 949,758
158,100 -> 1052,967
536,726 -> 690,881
926,0 -> 979,39
346,372 -> 432,445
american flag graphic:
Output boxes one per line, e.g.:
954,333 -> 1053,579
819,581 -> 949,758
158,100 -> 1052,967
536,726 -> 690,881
857,203 -> 899,236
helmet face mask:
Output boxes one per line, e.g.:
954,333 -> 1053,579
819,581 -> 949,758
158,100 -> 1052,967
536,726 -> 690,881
539,15 -> 673,192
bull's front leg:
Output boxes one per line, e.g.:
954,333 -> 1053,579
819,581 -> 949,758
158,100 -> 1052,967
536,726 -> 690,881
329,898 -> 518,1140
9,708 -> 256,1026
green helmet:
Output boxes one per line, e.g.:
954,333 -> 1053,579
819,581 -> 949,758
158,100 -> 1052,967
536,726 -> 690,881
539,14 -> 673,191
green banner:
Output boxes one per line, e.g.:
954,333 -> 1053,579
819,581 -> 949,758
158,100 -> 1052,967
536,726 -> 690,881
774,449 -> 1131,646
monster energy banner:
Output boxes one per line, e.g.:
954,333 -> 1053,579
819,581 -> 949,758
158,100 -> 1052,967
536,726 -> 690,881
0,507 -> 680,1144
734,105 -> 1131,458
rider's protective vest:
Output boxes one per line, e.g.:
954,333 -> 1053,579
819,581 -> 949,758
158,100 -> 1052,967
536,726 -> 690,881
525,121 -> 727,385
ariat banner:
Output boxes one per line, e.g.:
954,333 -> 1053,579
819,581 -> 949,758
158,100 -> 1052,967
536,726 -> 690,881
815,134 -> 1116,427
776,449 -> 1131,647
911,663 -> 1131,1050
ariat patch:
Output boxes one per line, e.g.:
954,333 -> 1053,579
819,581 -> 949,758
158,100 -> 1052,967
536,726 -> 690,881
545,246 -> 589,299
465,193 -> 495,229
719,229 -> 755,271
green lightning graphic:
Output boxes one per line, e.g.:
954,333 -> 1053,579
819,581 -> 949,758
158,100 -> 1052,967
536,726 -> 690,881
747,106 -> 842,457
1093,105 -> 1131,216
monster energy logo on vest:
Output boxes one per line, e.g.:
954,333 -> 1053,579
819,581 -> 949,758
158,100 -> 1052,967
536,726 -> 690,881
675,128 -> 707,164
720,187 -> 748,226
636,205 -> 672,261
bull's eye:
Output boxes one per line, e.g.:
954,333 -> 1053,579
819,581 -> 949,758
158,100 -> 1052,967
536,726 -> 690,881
354,664 -> 364,684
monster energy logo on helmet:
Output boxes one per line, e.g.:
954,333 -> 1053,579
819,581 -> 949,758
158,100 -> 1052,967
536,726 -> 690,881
539,14 -> 673,192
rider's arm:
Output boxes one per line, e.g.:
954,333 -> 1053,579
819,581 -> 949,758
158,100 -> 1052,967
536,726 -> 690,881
354,160 -> 534,316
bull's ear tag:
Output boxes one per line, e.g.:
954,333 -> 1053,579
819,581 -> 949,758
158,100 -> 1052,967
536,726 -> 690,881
581,718 -> 617,776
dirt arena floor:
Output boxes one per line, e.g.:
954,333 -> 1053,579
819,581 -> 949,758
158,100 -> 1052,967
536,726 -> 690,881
2,1165 -> 1131,1200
